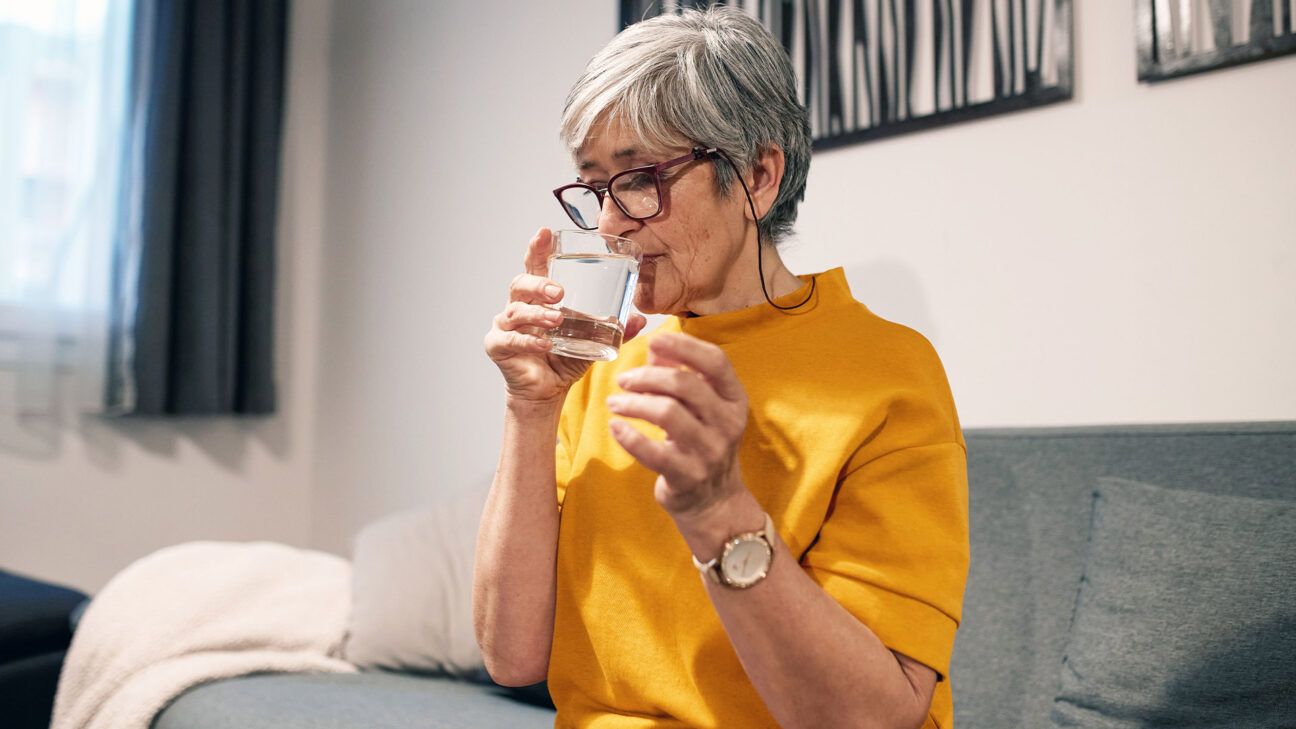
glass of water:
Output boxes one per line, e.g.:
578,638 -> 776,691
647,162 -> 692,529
545,230 -> 641,362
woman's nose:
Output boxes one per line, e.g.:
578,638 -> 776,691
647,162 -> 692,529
597,194 -> 638,237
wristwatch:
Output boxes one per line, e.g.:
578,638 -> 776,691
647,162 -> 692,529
691,512 -> 777,589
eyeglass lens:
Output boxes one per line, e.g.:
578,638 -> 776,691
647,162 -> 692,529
558,169 -> 663,230
558,187 -> 602,230
609,172 -> 659,218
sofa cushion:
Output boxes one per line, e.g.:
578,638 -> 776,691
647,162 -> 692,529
344,482 -> 487,677
343,481 -> 556,709
954,422 -> 1296,729
1049,477 -> 1296,728
152,671 -> 555,729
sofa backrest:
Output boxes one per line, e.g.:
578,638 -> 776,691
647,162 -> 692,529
952,421 -> 1296,728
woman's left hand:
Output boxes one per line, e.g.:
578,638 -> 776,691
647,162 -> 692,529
606,332 -> 750,520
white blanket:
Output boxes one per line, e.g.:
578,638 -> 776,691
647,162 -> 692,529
51,541 -> 357,729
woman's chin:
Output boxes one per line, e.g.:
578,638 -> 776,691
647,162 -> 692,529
634,278 -> 684,316
633,285 -> 658,315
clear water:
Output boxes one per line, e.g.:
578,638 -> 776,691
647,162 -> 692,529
546,253 -> 639,361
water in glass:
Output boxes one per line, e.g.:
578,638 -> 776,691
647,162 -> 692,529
546,253 -> 639,361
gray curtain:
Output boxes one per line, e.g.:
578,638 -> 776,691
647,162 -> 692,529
107,0 -> 288,415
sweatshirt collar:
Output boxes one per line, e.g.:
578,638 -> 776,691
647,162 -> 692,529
669,268 -> 855,345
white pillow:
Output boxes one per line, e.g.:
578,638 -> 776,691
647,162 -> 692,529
343,479 -> 490,678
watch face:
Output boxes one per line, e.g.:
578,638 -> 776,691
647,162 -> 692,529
722,539 -> 772,587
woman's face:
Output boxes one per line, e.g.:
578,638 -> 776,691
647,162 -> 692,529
575,120 -> 749,316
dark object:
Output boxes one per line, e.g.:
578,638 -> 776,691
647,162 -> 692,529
0,570 -> 89,729
1136,0 -> 1296,82
618,0 -> 1074,151
489,680 -> 555,710
106,0 -> 290,415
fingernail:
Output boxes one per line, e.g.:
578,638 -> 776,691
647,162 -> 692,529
616,372 -> 631,387
606,395 -> 626,411
609,420 -> 626,436
545,285 -> 562,298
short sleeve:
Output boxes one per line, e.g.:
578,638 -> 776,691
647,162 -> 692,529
800,440 -> 970,680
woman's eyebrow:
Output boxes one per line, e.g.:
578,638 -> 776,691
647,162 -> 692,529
578,148 -> 643,172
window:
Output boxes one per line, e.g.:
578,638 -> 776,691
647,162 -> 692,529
0,0 -> 133,413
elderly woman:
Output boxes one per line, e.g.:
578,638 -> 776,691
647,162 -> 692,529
476,8 -> 967,729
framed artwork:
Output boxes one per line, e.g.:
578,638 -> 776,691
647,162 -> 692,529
619,1 -> 1075,151
1136,0 -> 1296,82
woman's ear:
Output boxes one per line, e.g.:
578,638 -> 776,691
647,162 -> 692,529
745,144 -> 785,223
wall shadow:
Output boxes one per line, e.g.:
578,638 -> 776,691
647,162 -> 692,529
844,257 -> 940,344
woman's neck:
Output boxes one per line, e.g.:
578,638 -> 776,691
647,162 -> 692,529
683,243 -> 802,317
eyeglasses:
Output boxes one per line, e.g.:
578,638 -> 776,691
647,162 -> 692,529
552,147 -> 721,231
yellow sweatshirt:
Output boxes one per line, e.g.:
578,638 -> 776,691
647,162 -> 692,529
549,268 -> 969,729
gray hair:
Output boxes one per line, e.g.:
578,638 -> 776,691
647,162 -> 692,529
560,6 -> 811,246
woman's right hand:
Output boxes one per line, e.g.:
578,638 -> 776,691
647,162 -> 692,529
485,228 -> 647,406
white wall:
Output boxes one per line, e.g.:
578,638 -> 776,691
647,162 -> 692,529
784,4 -> 1296,428
0,0 -> 334,592
309,0 -> 621,554
309,1 -> 1295,554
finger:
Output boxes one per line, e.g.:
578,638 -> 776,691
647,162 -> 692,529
648,334 -> 744,402
622,313 -> 649,342
615,365 -> 718,424
523,227 -> 555,277
509,273 -> 564,305
605,392 -> 724,458
608,420 -> 708,484
643,349 -> 747,437
484,328 -> 552,359
495,301 -> 564,333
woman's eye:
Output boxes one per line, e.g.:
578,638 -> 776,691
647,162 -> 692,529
615,173 -> 654,192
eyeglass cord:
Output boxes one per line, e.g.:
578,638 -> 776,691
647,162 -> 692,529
721,151 -> 816,312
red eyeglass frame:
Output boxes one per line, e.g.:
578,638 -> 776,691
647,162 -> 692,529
552,146 -> 722,230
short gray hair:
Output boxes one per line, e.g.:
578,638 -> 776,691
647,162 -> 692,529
560,6 -> 812,245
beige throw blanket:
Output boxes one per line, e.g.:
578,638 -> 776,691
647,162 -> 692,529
51,541 -> 356,729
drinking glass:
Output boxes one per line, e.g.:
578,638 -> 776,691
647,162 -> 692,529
544,230 -> 641,361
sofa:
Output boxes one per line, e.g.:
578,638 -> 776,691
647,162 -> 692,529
63,422 -> 1296,726
0,571 -> 88,729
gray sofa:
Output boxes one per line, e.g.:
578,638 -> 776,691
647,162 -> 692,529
151,421 -> 1295,728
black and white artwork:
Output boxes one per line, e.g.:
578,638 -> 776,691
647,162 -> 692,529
620,1 -> 1074,150
1136,0 -> 1296,82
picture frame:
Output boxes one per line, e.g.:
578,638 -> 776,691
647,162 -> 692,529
620,1 -> 1075,151
1135,0 -> 1296,82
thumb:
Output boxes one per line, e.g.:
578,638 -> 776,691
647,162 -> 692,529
623,313 -> 649,342
524,227 -> 555,277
